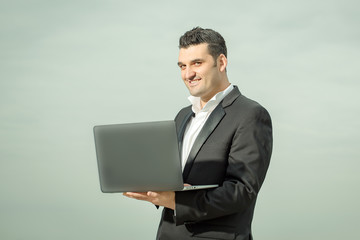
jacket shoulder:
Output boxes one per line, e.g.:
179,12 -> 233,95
226,94 -> 272,127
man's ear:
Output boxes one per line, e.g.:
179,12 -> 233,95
218,54 -> 227,72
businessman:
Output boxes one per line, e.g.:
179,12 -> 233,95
124,27 -> 273,240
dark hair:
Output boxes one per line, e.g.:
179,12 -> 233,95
179,27 -> 227,61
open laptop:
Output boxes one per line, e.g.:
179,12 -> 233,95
93,120 -> 218,193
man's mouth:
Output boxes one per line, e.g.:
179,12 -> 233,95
188,78 -> 201,86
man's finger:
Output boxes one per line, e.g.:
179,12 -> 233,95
123,192 -> 150,200
147,191 -> 158,197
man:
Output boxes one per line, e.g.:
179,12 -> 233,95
124,27 -> 273,240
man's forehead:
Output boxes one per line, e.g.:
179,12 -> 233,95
178,43 -> 211,60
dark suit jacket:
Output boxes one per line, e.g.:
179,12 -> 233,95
156,86 -> 273,240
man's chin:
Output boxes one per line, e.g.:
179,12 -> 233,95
187,86 -> 202,97
189,90 -> 201,97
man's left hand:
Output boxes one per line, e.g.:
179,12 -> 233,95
123,191 -> 175,210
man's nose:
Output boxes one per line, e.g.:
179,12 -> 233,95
185,67 -> 196,80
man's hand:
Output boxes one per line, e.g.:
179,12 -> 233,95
123,191 -> 175,210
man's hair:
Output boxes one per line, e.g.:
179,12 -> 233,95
179,27 -> 227,61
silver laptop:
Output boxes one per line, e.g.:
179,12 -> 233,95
93,120 -> 218,193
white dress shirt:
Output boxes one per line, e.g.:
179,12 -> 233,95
181,84 -> 234,170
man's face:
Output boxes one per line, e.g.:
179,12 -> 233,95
178,43 -> 223,103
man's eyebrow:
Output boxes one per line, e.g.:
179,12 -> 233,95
177,58 -> 205,66
191,58 -> 204,63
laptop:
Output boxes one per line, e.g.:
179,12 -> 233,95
93,120 -> 218,193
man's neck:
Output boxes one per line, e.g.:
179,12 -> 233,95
200,82 -> 231,109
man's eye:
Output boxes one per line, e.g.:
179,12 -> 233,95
180,65 -> 186,70
194,62 -> 201,66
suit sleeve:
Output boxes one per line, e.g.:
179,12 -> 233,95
174,106 -> 273,225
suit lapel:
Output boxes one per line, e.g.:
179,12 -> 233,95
182,104 -> 225,181
180,86 -> 241,181
177,110 -> 194,160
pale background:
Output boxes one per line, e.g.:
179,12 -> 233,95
1,0 -> 359,239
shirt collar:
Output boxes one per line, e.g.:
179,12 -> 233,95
188,84 -> 234,114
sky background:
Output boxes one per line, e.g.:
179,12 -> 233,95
1,0 -> 359,239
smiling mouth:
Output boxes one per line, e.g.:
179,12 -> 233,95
188,78 -> 201,84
